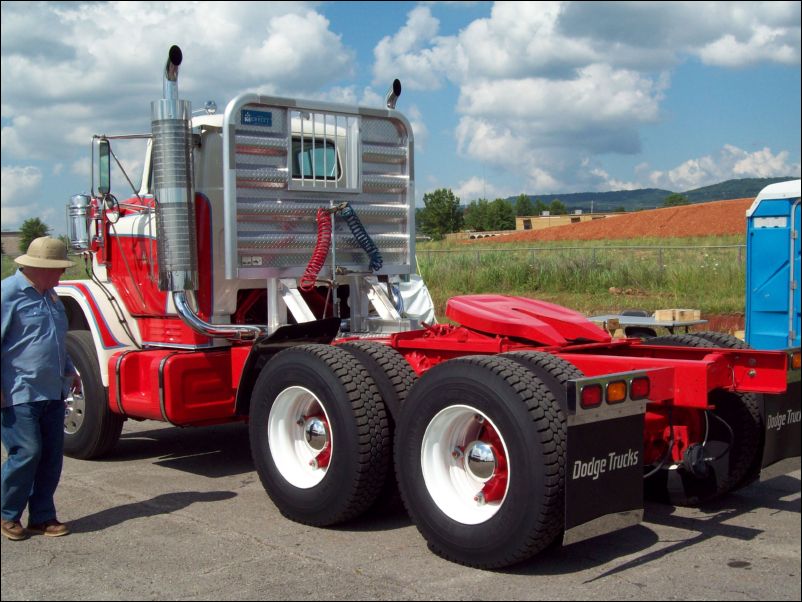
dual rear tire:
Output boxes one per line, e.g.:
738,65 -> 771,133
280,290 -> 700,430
249,346 -> 571,569
394,355 -> 568,569
248,344 -> 391,526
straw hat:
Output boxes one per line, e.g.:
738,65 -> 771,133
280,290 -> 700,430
15,237 -> 75,269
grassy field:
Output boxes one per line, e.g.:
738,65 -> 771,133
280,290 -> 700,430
416,235 -> 747,317
3,234 -> 747,320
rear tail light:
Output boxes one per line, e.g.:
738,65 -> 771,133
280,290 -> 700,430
630,377 -> 650,400
580,384 -> 603,409
791,351 -> 801,370
606,380 -> 627,403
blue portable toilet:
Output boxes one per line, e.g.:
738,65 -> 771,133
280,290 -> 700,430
745,179 -> 801,349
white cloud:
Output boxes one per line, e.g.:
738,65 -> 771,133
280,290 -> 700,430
312,86 -> 385,108
453,176 -> 516,203
1,2 -> 354,165
0,165 -> 45,229
405,106 -> 429,153
375,1 -> 799,192
373,6 -> 449,90
241,11 -> 354,92
648,145 -> 801,191
698,26 -> 800,67
1,165 -> 42,205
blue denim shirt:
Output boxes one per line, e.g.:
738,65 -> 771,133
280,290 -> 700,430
1,270 -> 75,407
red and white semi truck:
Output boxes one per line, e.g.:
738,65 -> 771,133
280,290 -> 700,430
57,46 -> 800,568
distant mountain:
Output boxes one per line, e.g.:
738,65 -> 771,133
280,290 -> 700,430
507,177 -> 796,213
682,178 -> 794,203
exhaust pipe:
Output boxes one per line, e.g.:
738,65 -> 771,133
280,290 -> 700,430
385,79 -> 401,109
151,46 -> 265,341
151,44 -> 197,292
163,45 -> 182,100
173,292 -> 263,341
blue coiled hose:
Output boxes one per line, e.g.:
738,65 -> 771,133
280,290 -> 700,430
341,203 -> 383,272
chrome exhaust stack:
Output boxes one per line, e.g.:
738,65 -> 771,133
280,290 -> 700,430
151,44 -> 197,293
385,79 -> 402,109
151,46 -> 264,341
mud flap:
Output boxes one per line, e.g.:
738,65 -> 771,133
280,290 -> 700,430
761,378 -> 801,471
563,378 -> 646,546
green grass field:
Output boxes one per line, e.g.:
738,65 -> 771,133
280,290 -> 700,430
3,234 -> 747,319
416,235 -> 746,317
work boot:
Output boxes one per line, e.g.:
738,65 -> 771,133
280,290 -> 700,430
1,519 -> 28,541
26,519 -> 70,537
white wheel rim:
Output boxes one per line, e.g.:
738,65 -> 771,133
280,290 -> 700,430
268,386 -> 332,489
421,405 -> 510,525
64,369 -> 84,435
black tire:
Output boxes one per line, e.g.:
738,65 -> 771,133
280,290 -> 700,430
624,327 -> 658,339
339,341 -> 418,510
338,341 -> 417,421
395,356 -> 566,569
644,333 -> 713,348
501,350 -> 584,408
690,331 -> 750,349
63,330 -> 124,459
677,331 -> 762,491
642,334 -> 762,506
248,344 -> 390,526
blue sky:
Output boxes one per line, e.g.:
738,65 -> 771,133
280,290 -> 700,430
2,1 -> 800,235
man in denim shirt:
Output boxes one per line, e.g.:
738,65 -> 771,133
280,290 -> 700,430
1,237 -> 79,540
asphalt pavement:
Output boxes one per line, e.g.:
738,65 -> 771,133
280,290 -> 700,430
2,419 -> 800,601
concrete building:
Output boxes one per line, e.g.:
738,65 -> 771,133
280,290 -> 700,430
1,231 -> 23,257
515,211 -> 621,232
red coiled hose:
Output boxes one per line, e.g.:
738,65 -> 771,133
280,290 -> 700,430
300,208 -> 332,291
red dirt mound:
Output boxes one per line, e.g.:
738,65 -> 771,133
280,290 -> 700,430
481,198 -> 753,243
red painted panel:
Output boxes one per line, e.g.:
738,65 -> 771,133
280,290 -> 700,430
112,348 -> 237,424
106,232 -> 167,316
117,350 -> 167,421
162,350 -> 236,424
230,345 -> 251,389
138,317 -> 211,347
105,193 -> 214,344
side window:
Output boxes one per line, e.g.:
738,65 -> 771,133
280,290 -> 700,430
291,139 -> 339,180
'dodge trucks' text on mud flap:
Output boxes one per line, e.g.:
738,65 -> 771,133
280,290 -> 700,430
563,375 -> 647,546
761,349 -> 802,471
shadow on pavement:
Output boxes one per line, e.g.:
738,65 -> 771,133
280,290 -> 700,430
68,490 -> 237,534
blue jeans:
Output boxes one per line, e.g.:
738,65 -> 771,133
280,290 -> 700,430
1,400 -> 65,523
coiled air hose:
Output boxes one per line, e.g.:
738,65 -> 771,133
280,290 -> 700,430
299,203 -> 384,292
299,208 -> 333,292
341,203 -> 383,271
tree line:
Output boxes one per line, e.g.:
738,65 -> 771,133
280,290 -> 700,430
417,189 -> 690,240
417,191 -> 573,240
